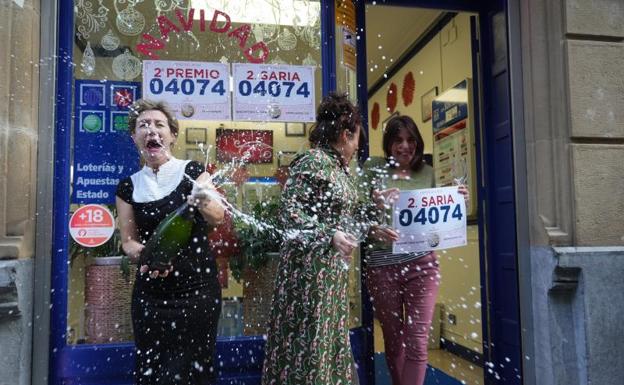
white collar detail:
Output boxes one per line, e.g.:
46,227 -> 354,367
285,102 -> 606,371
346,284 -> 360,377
130,158 -> 191,203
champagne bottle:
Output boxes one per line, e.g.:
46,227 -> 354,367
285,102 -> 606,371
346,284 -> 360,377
140,202 -> 196,271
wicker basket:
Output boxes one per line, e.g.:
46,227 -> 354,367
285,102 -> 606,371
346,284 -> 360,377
84,256 -> 135,344
242,253 -> 279,335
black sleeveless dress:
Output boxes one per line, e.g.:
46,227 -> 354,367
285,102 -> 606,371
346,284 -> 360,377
116,161 -> 221,385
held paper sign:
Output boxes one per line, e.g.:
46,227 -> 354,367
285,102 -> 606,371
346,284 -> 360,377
143,60 -> 231,120
392,187 -> 467,253
232,63 -> 315,122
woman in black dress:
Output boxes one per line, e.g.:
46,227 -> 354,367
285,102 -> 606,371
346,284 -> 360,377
116,99 -> 224,384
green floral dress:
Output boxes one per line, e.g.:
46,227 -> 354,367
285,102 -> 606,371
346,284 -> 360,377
261,147 -> 374,385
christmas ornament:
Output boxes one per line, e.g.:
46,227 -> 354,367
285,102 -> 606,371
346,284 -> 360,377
303,25 -> 320,47
277,28 -> 297,51
371,102 -> 380,130
270,54 -> 287,65
302,53 -> 318,67
81,41 -> 96,76
402,71 -> 415,106
112,49 -> 142,80
101,29 -> 120,51
116,3 -> 145,36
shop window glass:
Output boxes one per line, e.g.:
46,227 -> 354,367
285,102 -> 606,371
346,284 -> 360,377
67,0 -> 337,344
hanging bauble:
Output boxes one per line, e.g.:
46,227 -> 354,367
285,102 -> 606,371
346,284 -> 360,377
402,71 -> 415,106
302,53 -> 318,67
303,26 -> 320,47
116,4 -> 145,36
251,25 -> 265,43
371,102 -> 380,130
261,24 -> 279,42
292,15 -> 305,37
270,54 -> 287,65
81,41 -> 96,76
387,83 -> 398,113
101,29 -> 120,51
277,28 -> 297,51
112,49 -> 142,80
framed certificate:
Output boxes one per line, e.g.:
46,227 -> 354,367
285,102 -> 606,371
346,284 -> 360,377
285,122 -> 306,137
186,127 -> 207,144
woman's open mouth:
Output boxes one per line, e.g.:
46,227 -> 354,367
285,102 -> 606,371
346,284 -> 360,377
145,139 -> 163,152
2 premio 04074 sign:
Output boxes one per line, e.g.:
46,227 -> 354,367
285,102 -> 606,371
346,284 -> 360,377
143,60 -> 231,120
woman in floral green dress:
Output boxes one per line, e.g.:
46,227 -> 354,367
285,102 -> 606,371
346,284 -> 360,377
262,93 -> 391,385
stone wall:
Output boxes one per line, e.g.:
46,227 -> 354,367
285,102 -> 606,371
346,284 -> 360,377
0,0 -> 40,259
521,0 -> 624,384
0,1 -> 40,383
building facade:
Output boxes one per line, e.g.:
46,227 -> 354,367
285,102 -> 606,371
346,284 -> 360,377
0,0 -> 622,384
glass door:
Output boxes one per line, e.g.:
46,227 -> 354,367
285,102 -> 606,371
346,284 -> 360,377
357,1 -> 523,385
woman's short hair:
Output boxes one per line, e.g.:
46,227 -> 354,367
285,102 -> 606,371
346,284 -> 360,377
308,92 -> 362,147
382,115 -> 425,171
127,99 -> 179,136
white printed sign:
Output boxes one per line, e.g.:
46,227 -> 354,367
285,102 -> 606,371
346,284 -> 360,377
232,63 -> 315,122
392,187 -> 467,254
142,60 -> 231,120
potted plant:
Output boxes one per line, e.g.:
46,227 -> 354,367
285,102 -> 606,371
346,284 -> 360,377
231,198 -> 283,335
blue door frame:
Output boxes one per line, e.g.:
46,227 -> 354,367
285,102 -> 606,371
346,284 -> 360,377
51,0 -> 521,384
356,1 -> 523,385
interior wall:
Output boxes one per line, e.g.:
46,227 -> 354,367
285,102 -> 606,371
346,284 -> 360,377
367,12 -> 482,353
175,120 -> 310,177
367,33 -> 441,157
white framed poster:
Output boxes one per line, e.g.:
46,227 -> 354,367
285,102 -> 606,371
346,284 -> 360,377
142,60 -> 231,120
392,187 -> 467,254
232,63 -> 315,122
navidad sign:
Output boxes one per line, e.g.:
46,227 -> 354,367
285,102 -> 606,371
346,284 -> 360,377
136,9 -> 270,63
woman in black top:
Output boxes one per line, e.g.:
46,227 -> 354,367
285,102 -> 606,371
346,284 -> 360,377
116,99 -> 224,384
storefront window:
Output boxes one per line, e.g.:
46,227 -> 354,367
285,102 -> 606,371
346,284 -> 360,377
66,0 -> 335,344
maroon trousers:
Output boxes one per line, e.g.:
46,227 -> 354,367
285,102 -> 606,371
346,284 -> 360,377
365,253 -> 440,385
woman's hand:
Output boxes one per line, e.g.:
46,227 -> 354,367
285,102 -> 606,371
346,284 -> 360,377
372,188 -> 400,209
457,184 -> 470,202
189,172 -> 225,226
332,230 -> 358,265
369,225 -> 400,243
122,239 -> 145,263
139,264 -> 174,279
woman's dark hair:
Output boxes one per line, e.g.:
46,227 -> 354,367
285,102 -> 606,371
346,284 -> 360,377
127,99 -> 179,136
308,92 -> 363,147
382,115 -> 425,171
